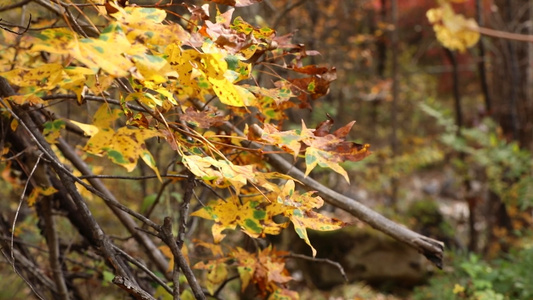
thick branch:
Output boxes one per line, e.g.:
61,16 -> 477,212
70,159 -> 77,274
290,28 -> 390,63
211,112 -> 445,268
263,148 -> 444,267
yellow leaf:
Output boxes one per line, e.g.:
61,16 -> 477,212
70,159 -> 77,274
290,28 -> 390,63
453,283 -> 465,294
1,64 -> 64,92
112,7 -> 191,47
6,95 -> 44,106
73,105 -> 162,180
27,186 -> 58,207
159,245 -> 174,273
427,3 -> 480,52
43,120 -> 66,144
304,147 -> 350,183
30,28 -> 75,54
70,34 -> 133,77
206,263 -> 228,295
70,120 -> 99,136
10,119 -> 18,131
204,53 -> 246,107
62,66 -> 95,103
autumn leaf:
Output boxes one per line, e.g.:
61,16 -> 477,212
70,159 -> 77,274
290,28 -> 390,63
268,288 -> 299,300
70,105 -> 163,180
112,6 -> 192,47
426,2 -> 480,52
206,263 -> 228,294
194,240 -> 224,257
159,245 -> 174,273
0,63 -> 64,95
28,186 -> 58,207
180,107 -> 229,128
231,246 -> 291,294
288,67 -> 336,108
271,180 -> 347,256
190,195 -> 289,242
43,120 -> 66,144
254,118 -> 371,182
192,180 -> 346,256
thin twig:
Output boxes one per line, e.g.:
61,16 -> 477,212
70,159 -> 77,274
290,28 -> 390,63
0,94 -> 136,283
113,245 -> 173,295
177,172 -> 196,249
285,253 -> 348,282
41,195 -> 70,300
159,217 -> 205,300
79,174 -> 188,180
41,94 -> 148,112
144,179 -> 172,221
112,276 -> 156,300
0,246 -> 52,300
11,153 -> 42,265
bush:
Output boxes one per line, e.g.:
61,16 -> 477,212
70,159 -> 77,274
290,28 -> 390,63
413,244 -> 533,300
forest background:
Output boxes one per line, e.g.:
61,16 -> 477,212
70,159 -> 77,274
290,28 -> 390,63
0,0 -> 532,299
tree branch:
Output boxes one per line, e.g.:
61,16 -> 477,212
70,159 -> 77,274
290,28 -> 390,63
113,245 -> 173,295
40,197 -> 70,300
159,217 -> 205,300
285,253 -> 347,282
189,97 -> 445,268
112,276 -> 156,300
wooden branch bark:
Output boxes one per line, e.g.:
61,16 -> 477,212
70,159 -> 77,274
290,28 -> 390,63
113,276 -> 156,300
262,146 -> 445,268
40,197 -> 70,300
214,114 -> 445,268
159,217 -> 206,300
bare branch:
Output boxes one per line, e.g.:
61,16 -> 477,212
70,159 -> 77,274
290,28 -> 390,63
159,217 -> 205,300
113,276 -> 156,300
113,245 -> 173,295
285,253 -> 347,282
40,196 -> 70,300
0,0 -> 32,12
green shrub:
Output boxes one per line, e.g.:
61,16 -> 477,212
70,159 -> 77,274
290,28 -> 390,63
413,245 -> 533,300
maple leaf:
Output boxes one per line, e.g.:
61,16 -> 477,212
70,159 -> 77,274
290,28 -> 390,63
270,180 -> 347,256
191,180 -> 346,256
111,6 -> 192,47
231,246 -> 291,294
43,120 -> 66,144
70,105 -> 163,180
190,195 -> 289,242
182,154 -> 291,193
288,67 -> 337,108
244,84 -> 295,122
180,107 -> 229,128
254,118 -> 371,182
158,245 -> 174,273
268,288 -> 299,300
